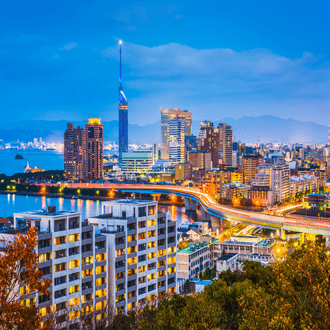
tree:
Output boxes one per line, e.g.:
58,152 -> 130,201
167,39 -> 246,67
0,227 -> 52,329
184,279 -> 191,292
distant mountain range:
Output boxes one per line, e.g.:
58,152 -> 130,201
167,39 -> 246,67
0,116 -> 327,144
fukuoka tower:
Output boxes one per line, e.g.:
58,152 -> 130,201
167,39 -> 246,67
118,40 -> 128,168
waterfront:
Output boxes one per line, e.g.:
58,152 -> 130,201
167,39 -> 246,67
0,194 -> 202,223
0,149 -> 64,176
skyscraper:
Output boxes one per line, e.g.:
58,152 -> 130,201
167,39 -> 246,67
118,41 -> 128,168
168,119 -> 186,164
218,123 -> 233,167
197,121 -> 219,168
64,123 -> 86,180
161,108 -> 192,160
85,118 -> 104,180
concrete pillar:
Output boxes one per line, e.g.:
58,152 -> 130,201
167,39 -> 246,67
184,198 -> 197,211
300,233 -> 305,244
152,194 -> 161,201
201,208 -> 211,222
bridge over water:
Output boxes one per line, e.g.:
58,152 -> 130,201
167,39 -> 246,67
56,183 -> 330,237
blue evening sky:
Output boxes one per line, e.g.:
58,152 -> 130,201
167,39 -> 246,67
1,0 -> 330,125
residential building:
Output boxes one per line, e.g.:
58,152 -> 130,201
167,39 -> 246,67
118,41 -> 128,168
168,119 -> 186,164
88,200 -> 177,314
272,163 -> 290,204
64,123 -> 86,180
177,242 -> 211,279
221,182 -> 250,199
248,186 -> 274,206
161,108 -> 192,160
198,171 -> 222,199
175,163 -> 192,182
3,207 -> 108,329
242,154 -> 263,185
85,118 -> 104,180
188,150 -> 212,180
218,123 -> 233,167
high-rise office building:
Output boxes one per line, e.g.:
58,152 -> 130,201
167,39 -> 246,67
64,123 -> 86,180
218,123 -> 233,167
85,118 -> 104,180
272,163 -> 290,204
161,108 -> 192,160
118,41 -> 128,168
197,121 -> 219,168
168,119 -> 186,164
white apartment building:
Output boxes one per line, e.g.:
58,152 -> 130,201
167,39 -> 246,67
272,163 -> 290,203
6,207 -> 108,329
88,200 -> 177,314
121,151 -> 154,174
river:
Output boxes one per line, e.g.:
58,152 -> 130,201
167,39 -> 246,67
0,194 -> 202,225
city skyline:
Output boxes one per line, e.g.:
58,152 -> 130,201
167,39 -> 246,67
1,0 -> 330,127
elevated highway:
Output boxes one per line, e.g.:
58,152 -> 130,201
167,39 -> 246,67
58,183 -> 330,236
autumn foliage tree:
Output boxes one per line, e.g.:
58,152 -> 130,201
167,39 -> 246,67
0,227 -> 51,329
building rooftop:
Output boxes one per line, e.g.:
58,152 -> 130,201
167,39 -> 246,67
14,208 -> 79,217
221,240 -> 255,246
101,199 -> 155,205
217,253 -> 237,261
178,242 -> 209,255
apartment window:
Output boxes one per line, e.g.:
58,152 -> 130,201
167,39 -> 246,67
158,260 -> 166,267
39,252 -> 52,263
55,289 -> 66,299
69,285 -> 80,295
168,256 -> 176,264
158,249 -> 166,257
148,205 -> 156,216
55,315 -> 66,325
128,223 -> 136,230
116,237 -> 125,245
39,306 -> 53,317
69,297 -> 80,307
55,302 -> 66,312
168,246 -> 176,254
138,207 -> 146,217
96,265 -> 106,274
116,248 -> 125,257
148,262 -> 156,271
127,246 -> 136,254
95,288 -> 106,298
148,252 -> 156,260
158,239 -> 165,247
55,249 -> 66,259
127,268 -> 136,276
168,277 -> 175,285
148,230 -> 156,238
82,281 -> 93,291
158,217 -> 166,224
168,266 -> 176,274
54,236 -> 66,246
158,228 -> 166,235
116,271 -> 125,280
148,273 -> 156,281
55,262 -> 66,273
69,272 -> 79,282
138,276 -> 146,284
158,270 -> 166,277
128,291 -> 136,299
115,260 -> 125,269
138,255 -> 146,262
96,277 -> 106,287
38,239 -> 51,249
127,279 -> 136,288
82,268 -> 93,278
81,304 -> 94,315
138,243 -> 146,251
116,283 -> 125,292
82,243 -> 92,253
96,300 -> 107,311
168,237 -> 175,244
82,256 -> 93,265
148,241 -> 156,249
138,221 -> 146,229
38,294 -> 50,304
96,241 -> 105,249
69,247 -> 79,256
127,235 -> 136,243
68,259 -> 80,269
138,265 -> 146,273
95,253 -> 106,261
148,284 -> 156,292
40,266 -> 51,275
69,309 -> 80,321
82,231 -> 92,240
138,287 -> 146,295
138,232 -> 146,240
168,225 -> 175,233
69,234 -> 79,243
127,257 -> 137,266
148,218 -> 156,227
115,294 -> 125,303
54,276 -> 66,286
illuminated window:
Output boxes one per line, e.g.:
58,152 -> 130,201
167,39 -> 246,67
158,270 -> 166,277
95,277 -> 106,287
69,309 -> 80,320
116,271 -> 125,280
115,294 -> 125,303
138,232 -> 146,240
96,300 -> 107,311
39,306 -> 53,317
168,256 -> 176,264
138,265 -> 146,273
82,256 -> 93,265
82,293 -> 93,303
69,297 -> 80,307
95,253 -> 106,261
168,266 -> 176,274
148,219 -> 156,227
127,246 -> 136,254
158,249 -> 166,257
148,230 -> 156,238
148,273 -> 156,281
69,234 -> 79,243
148,252 -> 156,260
115,248 -> 125,257
127,235 -> 136,242
54,236 -> 66,246
69,285 -> 80,295
96,312 -> 106,321
81,304 -> 94,315
127,257 -> 137,266
82,268 -> 93,278
96,265 -> 105,275
39,253 -> 52,263
148,241 -> 156,249
127,268 -> 136,276
69,259 -> 80,269
168,246 -> 176,254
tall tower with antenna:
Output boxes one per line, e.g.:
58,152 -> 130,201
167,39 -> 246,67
118,40 -> 128,168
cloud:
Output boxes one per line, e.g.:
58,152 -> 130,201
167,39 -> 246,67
60,42 -> 78,51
